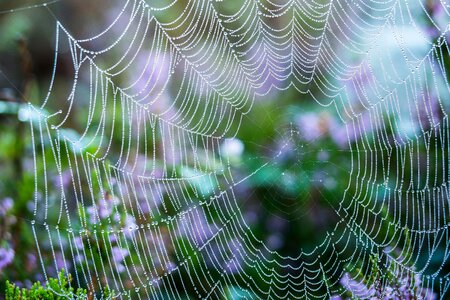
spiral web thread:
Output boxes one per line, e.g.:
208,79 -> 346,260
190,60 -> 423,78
23,0 -> 450,298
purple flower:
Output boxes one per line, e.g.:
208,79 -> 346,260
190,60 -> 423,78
73,236 -> 84,250
27,201 -> 35,213
244,209 -> 258,226
297,113 -> 322,141
223,239 -> 244,274
266,234 -> 284,250
98,199 -> 113,219
54,251 -> 70,272
127,51 -> 170,100
340,269 -> 437,300
86,206 -> 98,224
246,41 -> 282,95
0,247 -> 14,271
0,198 -> 13,216
329,111 -> 375,148
416,96 -> 442,130
176,211 -> 217,245
427,2 -> 448,33
2,198 -> 13,210
124,214 -> 137,238
165,261 -> 176,273
328,118 -> 348,148
224,255 -> 243,274
52,170 -> 72,190
317,150 -> 329,161
86,197 -> 119,224
111,246 -> 129,263
340,273 -> 374,298
266,216 -> 287,232
26,253 -> 37,271
111,246 -> 129,273
34,273 -> 44,283
74,254 -> 83,264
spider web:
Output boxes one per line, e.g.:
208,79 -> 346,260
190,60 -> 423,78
19,0 -> 450,298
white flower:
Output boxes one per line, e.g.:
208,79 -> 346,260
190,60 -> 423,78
220,138 -> 244,160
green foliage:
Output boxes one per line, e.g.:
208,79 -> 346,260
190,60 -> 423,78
5,270 -> 83,299
4,270 -> 114,299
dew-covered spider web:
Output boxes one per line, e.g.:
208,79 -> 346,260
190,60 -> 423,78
15,0 -> 450,298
